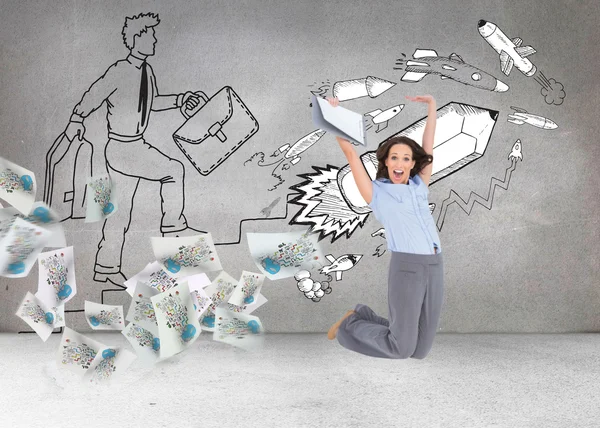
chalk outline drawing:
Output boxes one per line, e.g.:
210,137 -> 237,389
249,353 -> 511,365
477,19 -> 566,105
244,129 -> 326,191
507,106 -> 558,129
364,104 -> 405,133
394,49 -> 509,93
319,253 -> 363,281
289,102 -> 500,242
332,76 -> 396,101
435,139 -> 523,231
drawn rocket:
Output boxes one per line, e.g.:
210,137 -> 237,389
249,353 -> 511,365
333,76 -> 396,102
507,106 -> 557,129
319,253 -> 362,281
477,20 -> 537,77
401,49 -> 509,92
371,228 -> 386,239
365,105 -> 404,132
275,129 -> 326,165
509,139 -> 523,161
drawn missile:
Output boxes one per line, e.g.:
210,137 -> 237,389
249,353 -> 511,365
507,106 -> 557,129
275,129 -> 326,165
365,104 -> 404,132
477,20 -> 537,77
333,76 -> 396,101
400,49 -> 508,92
371,228 -> 386,239
260,197 -> 281,217
319,253 -> 362,281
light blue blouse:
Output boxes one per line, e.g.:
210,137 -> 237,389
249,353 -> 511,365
368,175 -> 442,255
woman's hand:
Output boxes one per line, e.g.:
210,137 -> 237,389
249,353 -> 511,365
405,95 -> 435,104
324,97 -> 352,146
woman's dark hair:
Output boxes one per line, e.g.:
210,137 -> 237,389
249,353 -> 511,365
375,136 -> 433,180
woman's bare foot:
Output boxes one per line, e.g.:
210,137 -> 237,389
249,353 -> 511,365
327,310 -> 356,340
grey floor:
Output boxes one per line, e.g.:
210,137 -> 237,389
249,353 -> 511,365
0,333 -> 597,428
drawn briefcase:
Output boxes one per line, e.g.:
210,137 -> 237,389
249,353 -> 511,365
172,86 -> 259,176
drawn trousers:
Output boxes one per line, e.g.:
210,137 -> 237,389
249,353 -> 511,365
337,251 -> 444,359
95,136 -> 186,274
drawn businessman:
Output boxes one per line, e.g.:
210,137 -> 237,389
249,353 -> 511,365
63,12 -> 203,286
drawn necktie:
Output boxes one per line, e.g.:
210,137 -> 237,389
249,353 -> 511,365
138,60 -> 148,128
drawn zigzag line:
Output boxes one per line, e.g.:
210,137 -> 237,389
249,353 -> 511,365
436,159 -> 518,231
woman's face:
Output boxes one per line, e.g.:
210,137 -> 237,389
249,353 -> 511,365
385,143 -> 415,184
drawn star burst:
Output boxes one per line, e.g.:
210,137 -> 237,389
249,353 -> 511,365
288,165 -> 369,243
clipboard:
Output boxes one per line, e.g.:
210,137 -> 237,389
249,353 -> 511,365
311,96 -> 368,146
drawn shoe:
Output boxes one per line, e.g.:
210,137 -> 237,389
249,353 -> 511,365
327,310 -> 356,340
161,214 -> 207,237
161,225 -> 208,238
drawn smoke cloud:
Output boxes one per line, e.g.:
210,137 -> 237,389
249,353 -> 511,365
294,270 -> 332,302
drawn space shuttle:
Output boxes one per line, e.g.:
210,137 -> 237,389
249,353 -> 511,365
478,20 -> 537,77
365,105 -> 404,132
320,253 -> 362,281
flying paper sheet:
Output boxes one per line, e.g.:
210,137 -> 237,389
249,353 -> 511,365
0,156 -> 36,215
0,217 -> 51,278
227,271 -> 265,307
0,202 -> 66,248
151,282 -> 201,359
36,246 -> 77,307
122,323 -> 161,365
185,273 -> 213,319
200,271 -> 238,331
227,293 -> 268,314
84,301 -> 125,330
85,173 -> 118,223
55,327 -> 105,377
15,291 -> 62,341
84,347 -> 137,384
247,231 -> 324,280
125,281 -> 160,336
213,307 -> 265,350
124,261 -> 179,297
151,233 -> 222,278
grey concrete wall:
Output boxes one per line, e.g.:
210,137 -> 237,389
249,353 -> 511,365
1,0 -> 599,333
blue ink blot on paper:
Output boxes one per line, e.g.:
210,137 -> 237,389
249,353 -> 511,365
57,284 -> 72,300
152,337 -> 160,351
165,258 -> 180,273
202,316 -> 215,328
102,349 -> 116,359
89,316 -> 100,326
181,324 -> 196,342
7,261 -> 25,274
262,257 -> 280,274
244,295 -> 255,304
32,206 -> 52,223
103,202 -> 114,215
20,175 -> 33,191
45,312 -> 54,324
247,320 -> 260,334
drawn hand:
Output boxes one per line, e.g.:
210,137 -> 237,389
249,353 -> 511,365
326,97 -> 340,107
405,95 -> 435,104
65,121 -> 86,142
182,91 -> 201,110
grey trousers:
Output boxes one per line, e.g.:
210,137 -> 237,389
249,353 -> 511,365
337,251 -> 444,359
